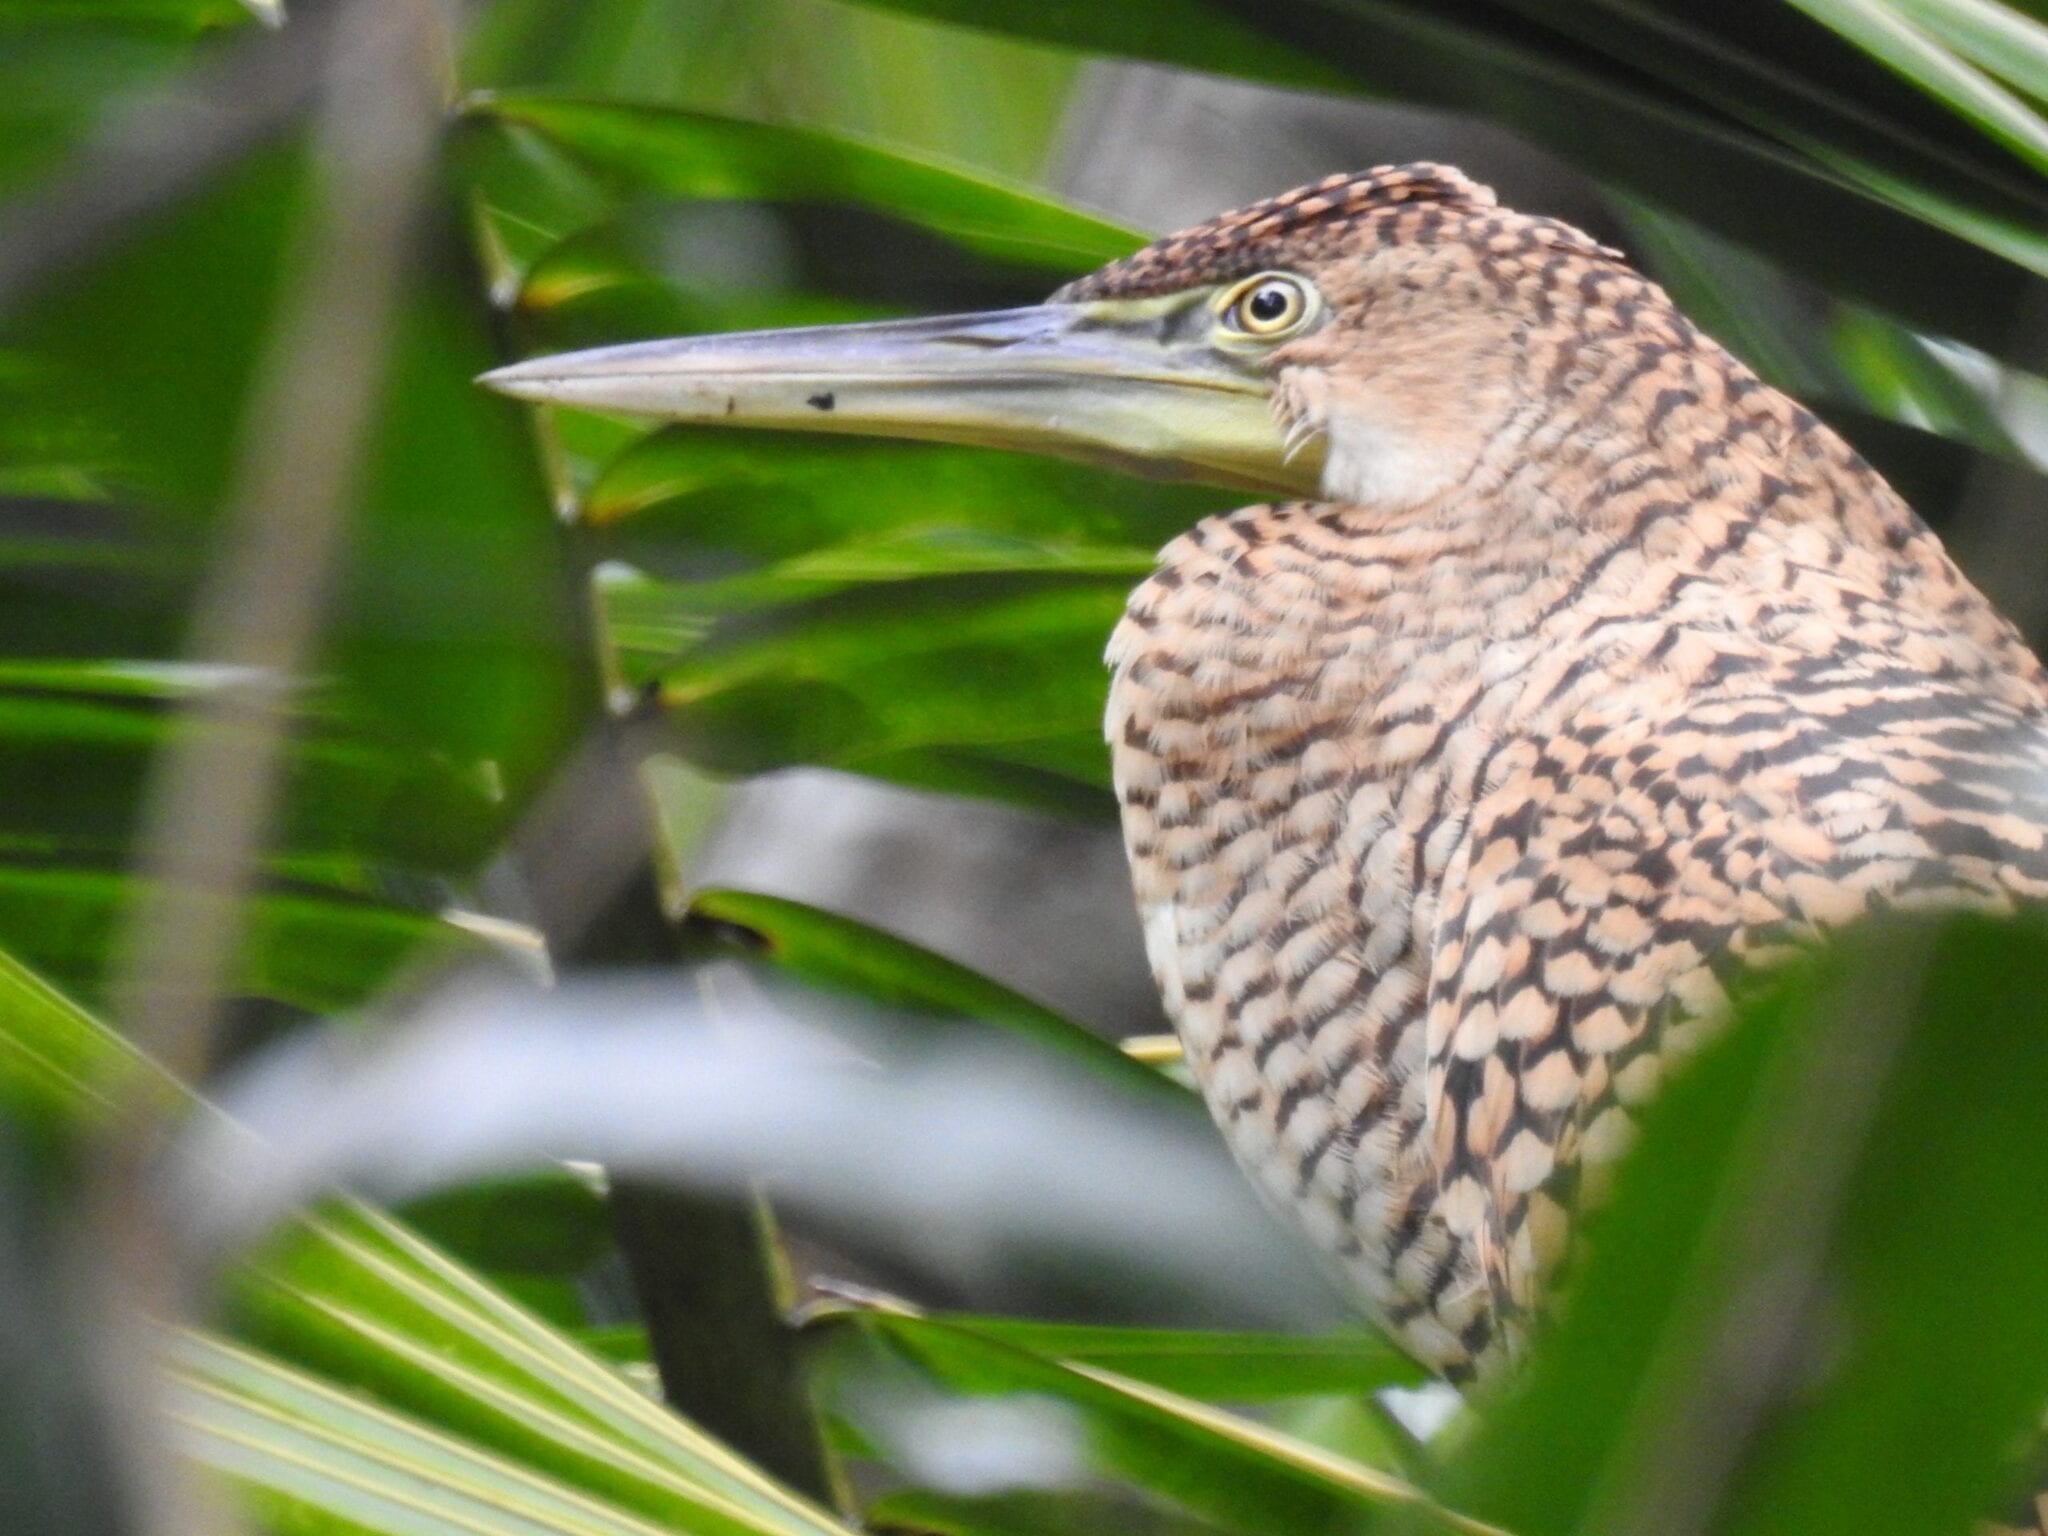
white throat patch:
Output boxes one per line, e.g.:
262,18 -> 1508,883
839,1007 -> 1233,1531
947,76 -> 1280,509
1275,367 -> 1463,511
1317,411 -> 1462,509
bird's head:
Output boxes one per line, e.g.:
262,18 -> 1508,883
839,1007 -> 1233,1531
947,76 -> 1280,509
482,165 -> 1631,508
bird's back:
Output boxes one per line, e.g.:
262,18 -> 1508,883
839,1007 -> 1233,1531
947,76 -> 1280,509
1105,258 -> 2048,1379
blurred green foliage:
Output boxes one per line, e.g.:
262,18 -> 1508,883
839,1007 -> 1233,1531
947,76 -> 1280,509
1,2 -> 2047,1535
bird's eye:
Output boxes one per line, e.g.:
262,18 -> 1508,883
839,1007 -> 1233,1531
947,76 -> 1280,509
1225,275 -> 1311,337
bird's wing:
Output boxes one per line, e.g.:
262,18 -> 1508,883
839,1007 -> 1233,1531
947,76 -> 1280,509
1419,659 -> 2048,1319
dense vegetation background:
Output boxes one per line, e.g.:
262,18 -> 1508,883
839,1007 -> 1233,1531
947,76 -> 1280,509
4,3 -> 2048,1535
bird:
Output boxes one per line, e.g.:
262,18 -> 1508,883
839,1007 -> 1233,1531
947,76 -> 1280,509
483,165 -> 2048,1406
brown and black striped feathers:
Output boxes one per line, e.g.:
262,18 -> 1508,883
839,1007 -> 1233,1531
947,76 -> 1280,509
1098,165 -> 2048,1381
1058,164 -> 1615,304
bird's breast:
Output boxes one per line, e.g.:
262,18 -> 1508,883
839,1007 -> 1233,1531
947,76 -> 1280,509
1107,491 -> 2048,1382
1105,507 -> 1516,1371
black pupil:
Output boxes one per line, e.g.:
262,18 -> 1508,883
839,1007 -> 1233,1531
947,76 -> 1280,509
1247,285 -> 1292,324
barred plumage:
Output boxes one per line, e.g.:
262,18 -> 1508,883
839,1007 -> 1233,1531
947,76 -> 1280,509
1100,167 -> 2048,1383
483,157 -> 2048,1536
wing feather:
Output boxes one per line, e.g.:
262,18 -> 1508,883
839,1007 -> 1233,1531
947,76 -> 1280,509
1421,672 -> 2048,1330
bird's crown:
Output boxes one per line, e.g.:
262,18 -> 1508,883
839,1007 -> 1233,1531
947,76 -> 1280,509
1057,163 -> 1618,302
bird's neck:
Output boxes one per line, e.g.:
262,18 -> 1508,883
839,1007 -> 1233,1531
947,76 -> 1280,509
1297,329 -> 2041,700
1110,359 -> 2043,817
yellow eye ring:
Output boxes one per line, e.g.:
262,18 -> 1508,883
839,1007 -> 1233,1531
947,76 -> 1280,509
1224,273 -> 1311,336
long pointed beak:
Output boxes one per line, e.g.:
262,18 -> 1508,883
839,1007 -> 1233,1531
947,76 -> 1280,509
479,304 -> 1322,496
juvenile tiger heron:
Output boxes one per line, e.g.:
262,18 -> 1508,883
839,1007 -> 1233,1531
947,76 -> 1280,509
485,168 -> 2048,1407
